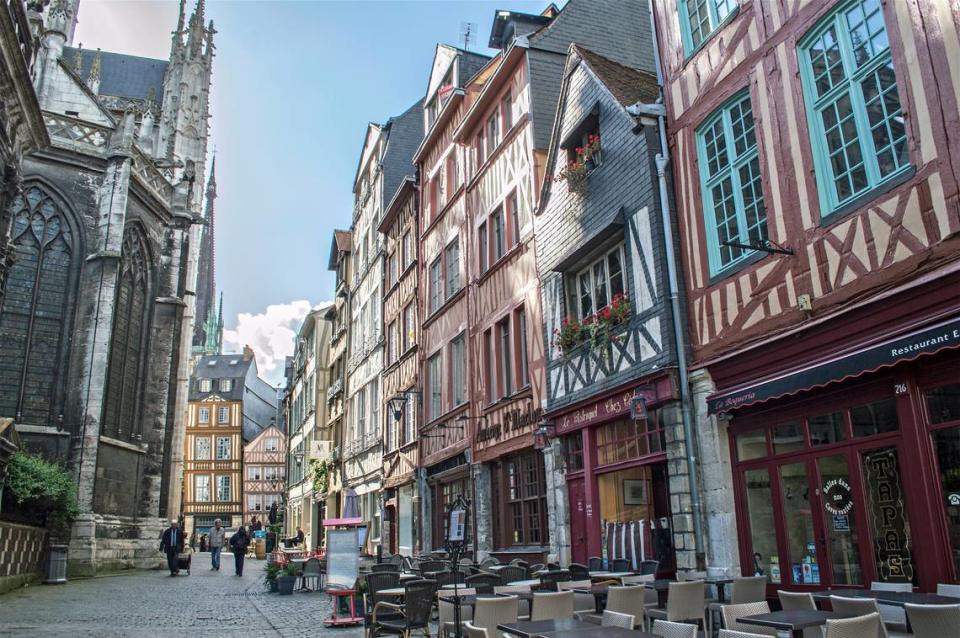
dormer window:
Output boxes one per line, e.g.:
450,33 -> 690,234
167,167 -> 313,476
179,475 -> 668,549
562,107 -> 602,172
219,379 -> 233,392
199,379 -> 212,392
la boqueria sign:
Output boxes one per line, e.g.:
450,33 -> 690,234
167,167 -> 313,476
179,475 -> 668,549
708,317 -> 960,414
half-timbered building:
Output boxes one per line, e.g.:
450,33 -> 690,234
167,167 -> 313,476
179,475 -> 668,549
244,424 -> 286,533
326,230 -> 352,521
534,43 -> 681,572
653,0 -> 960,590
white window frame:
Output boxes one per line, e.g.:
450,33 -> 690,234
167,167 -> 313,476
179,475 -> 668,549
195,437 -> 211,460
199,378 -> 212,392
216,475 -> 231,502
198,407 -> 210,424
219,379 -> 232,392
428,352 -> 443,420
195,475 -> 210,502
452,333 -> 466,406
217,406 -> 229,424
247,465 -> 261,480
216,436 -> 231,460
574,244 -> 627,320
265,437 -> 278,452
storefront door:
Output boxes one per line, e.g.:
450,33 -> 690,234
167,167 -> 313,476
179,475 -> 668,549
568,478 -> 587,564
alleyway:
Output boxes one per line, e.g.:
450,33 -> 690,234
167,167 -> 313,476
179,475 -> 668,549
0,553 -> 363,638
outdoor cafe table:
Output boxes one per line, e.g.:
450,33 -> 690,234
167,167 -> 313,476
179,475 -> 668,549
810,588 -> 960,606
588,571 -> 634,580
379,587 -> 406,597
508,579 -> 541,587
546,627 -> 656,638
737,610 -> 851,638
572,583 -> 644,614
398,573 -> 418,582
440,592 -> 535,608
498,618 -> 592,638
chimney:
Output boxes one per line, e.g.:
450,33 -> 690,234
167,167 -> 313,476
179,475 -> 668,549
242,345 -> 254,361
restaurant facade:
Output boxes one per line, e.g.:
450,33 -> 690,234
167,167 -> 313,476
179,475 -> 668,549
652,0 -> 960,590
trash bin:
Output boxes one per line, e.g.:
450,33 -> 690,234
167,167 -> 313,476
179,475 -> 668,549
45,544 -> 68,584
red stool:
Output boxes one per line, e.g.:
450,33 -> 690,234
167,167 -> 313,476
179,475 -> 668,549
325,588 -> 363,626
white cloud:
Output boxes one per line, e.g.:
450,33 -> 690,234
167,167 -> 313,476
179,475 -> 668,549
222,300 -> 316,385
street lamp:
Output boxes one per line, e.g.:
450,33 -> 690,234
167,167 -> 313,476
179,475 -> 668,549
629,384 -> 657,423
533,419 -> 555,450
388,390 -> 421,422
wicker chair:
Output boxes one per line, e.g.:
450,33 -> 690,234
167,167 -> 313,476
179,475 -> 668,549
778,590 -> 815,610
363,572 -> 403,637
640,560 -> 659,576
369,579 -> 437,638
558,580 -> 594,615
611,558 -> 630,572
480,557 -> 500,569
509,558 -> 528,567
495,584 -> 532,619
708,576 -> 767,634
904,603 -> 960,638
466,572 -> 501,595
300,557 -> 323,590
418,560 -> 447,576
539,570 -> 571,592
719,601 -> 777,637
530,591 -> 575,621
372,563 -> 400,573
472,594 -> 519,638
829,596 -> 888,638
388,554 -> 404,567
587,557 -> 603,571
824,612 -> 881,638
436,570 -> 466,588
601,610 -> 635,629
644,581 -> 709,632
652,620 -> 697,638
576,584 -> 647,624
871,582 -> 911,632
463,624 -> 489,638
568,563 -> 590,581
438,588 -> 477,638
938,584 -> 960,598
497,565 -> 527,586
528,563 -> 545,575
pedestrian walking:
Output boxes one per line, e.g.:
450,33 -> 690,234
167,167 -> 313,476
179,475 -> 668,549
251,516 -> 262,531
159,520 -> 184,576
229,526 -> 250,576
208,519 -> 226,571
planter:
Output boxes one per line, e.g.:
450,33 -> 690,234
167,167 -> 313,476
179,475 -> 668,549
268,579 -> 279,593
255,540 -> 266,560
44,544 -> 68,584
265,535 -> 275,554
277,574 -> 296,595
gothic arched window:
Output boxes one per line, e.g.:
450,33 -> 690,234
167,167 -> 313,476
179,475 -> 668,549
102,227 -> 153,441
0,185 -> 80,426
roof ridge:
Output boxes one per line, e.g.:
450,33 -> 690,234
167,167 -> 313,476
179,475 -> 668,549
571,43 -> 657,82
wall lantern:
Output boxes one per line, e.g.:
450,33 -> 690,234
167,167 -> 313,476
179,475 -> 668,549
533,420 -> 556,450
388,394 -> 408,422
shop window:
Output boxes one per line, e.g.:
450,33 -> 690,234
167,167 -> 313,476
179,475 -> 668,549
926,383 -> 960,425
932,427 -> 960,579
595,411 -> 665,466
862,447 -> 915,583
502,452 -> 547,547
743,468 -> 778,583
562,433 -> 583,472
437,478 -> 470,544
779,462 -> 821,585
736,428 -> 767,461
772,421 -> 805,455
851,397 -> 898,438
810,410 -> 846,446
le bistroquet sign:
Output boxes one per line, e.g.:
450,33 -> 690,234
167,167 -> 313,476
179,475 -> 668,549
708,317 -> 960,414
555,387 -> 653,434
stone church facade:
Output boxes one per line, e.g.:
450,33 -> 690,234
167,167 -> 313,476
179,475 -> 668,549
0,0 -> 216,574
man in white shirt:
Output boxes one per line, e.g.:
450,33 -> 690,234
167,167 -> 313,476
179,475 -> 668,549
208,519 -> 226,571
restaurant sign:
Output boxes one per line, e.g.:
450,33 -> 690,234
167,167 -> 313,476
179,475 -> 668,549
556,387 -> 656,434
476,404 -> 543,446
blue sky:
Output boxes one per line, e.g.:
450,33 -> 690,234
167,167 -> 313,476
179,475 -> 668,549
76,0 -> 556,381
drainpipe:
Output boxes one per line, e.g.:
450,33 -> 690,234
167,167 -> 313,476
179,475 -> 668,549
646,3 -> 706,567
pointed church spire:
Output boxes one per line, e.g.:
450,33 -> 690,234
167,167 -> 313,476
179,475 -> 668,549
206,154 -> 217,197
176,0 -> 187,32
87,48 -> 102,93
72,43 -> 83,74
187,0 -> 206,56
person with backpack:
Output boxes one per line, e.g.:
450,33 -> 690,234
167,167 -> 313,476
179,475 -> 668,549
229,526 -> 250,576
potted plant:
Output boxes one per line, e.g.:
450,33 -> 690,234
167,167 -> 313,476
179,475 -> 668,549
353,575 -> 368,616
264,561 -> 281,593
554,134 -> 601,194
276,561 -> 298,595
266,523 -> 281,554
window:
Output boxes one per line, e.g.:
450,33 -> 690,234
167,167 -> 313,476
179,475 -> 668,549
492,207 -> 505,261
195,475 -> 210,502
501,92 -> 513,131
217,406 -> 229,424
595,410 -> 666,465
516,307 -> 529,388
403,394 -> 415,445
265,437 -> 278,452
386,320 -> 397,365
478,221 -> 488,272
216,436 -> 231,460
247,465 -> 261,480
498,318 -> 512,398
199,379 -> 212,392
195,437 -> 211,460
486,112 -> 500,156
428,352 -> 442,420
198,407 -> 210,424
799,0 -> 907,217
508,191 -> 520,247
474,132 -> 485,168
356,387 -> 366,438
216,475 -> 231,502
429,177 -> 440,221
696,93 -> 767,274
562,434 -> 584,472
248,495 -> 262,511
445,153 -> 459,199
501,452 -> 548,546
429,257 -> 443,313
264,465 -> 281,480
851,397 -> 899,437
680,0 -> 737,54
401,231 -> 412,269
451,333 -> 466,406
370,379 -> 379,436
485,329 -> 495,405
219,379 -> 232,392
403,303 -> 414,351
575,244 -> 626,319
387,251 -> 397,288
445,238 -> 460,297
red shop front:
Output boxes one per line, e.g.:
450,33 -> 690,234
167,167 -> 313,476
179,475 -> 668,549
552,373 -> 678,573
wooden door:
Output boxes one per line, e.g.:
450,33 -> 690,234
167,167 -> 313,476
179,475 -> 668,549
568,478 -> 587,564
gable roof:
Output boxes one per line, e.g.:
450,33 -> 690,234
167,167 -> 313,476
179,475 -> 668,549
64,47 -> 168,104
328,229 -> 352,270
573,45 -> 659,107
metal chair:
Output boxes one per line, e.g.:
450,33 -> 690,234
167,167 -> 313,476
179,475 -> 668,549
611,558 -> 630,572
938,583 -> 960,598
369,579 -> 437,638
640,560 -> 659,576
530,591 -> 575,621
568,563 -> 590,580
601,610 -> 636,629
904,603 -> 960,638
644,581 -> 709,632
372,563 -> 400,573
871,582 -> 911,632
587,557 -> 603,571
719,601 -> 777,637
539,570 -> 571,592
651,620 -> 697,638
824,612 -> 882,638
466,572 -> 501,594
829,596 -> 888,638
300,557 -> 322,590
472,594 -> 519,638
497,565 -> 526,585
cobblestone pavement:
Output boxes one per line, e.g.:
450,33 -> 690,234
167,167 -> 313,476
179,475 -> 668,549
0,552 -> 366,637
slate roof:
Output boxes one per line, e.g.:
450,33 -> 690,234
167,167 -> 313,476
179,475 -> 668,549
380,98 -> 424,209
64,47 -> 167,103
573,45 -> 660,107
328,229 -> 352,270
457,50 -> 493,86
189,354 -> 253,401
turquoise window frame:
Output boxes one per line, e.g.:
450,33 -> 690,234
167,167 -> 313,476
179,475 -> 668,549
679,0 -> 739,57
695,90 -> 768,277
798,0 -> 910,221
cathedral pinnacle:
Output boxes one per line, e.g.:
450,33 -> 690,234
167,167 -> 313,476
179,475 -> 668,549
72,43 -> 83,74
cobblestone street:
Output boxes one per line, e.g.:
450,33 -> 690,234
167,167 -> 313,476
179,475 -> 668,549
0,553 -> 364,637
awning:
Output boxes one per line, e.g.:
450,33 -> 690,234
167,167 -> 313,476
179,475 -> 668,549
707,316 -> 960,414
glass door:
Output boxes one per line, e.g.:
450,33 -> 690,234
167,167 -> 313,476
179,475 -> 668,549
815,454 -> 865,586
779,461 -> 824,586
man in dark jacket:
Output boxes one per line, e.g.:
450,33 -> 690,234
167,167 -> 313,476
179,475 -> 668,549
159,520 -> 184,576
229,526 -> 250,576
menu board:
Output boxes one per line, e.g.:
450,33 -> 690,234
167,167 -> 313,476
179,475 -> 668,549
325,528 -> 359,590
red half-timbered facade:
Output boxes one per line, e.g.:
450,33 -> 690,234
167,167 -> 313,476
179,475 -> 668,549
243,424 -> 286,529
654,0 -> 960,591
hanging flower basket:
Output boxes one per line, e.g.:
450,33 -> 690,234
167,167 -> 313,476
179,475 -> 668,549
552,293 -> 631,359
554,134 -> 601,195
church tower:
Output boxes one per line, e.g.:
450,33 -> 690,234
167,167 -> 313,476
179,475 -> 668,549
157,0 -> 215,208
193,156 -> 217,349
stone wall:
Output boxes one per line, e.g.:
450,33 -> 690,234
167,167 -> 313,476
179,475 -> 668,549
0,520 -> 47,594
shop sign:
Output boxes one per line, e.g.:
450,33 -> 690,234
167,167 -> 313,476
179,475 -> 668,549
823,478 -> 854,516
864,449 -> 914,583
948,493 -> 960,506
833,515 -> 850,532
476,405 -> 543,445
556,387 -> 653,433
